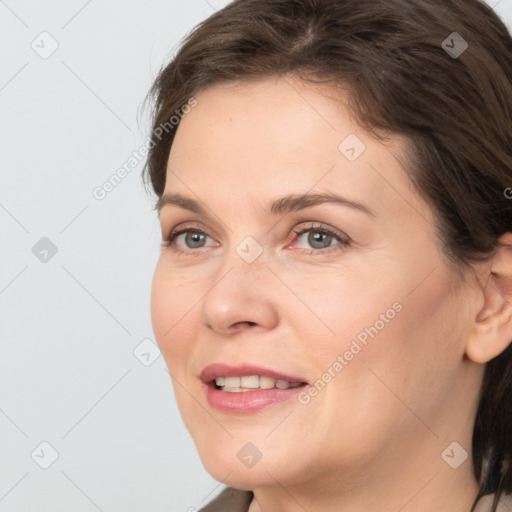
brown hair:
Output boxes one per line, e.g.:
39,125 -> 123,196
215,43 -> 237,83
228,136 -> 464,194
141,0 -> 512,509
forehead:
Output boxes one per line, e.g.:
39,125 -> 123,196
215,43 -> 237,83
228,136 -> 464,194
163,76 -> 424,221
170,76 -> 358,163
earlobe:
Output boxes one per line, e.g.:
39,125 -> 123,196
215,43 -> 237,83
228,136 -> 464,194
465,233 -> 512,364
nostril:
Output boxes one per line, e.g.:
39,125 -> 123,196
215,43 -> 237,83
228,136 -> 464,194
234,321 -> 257,328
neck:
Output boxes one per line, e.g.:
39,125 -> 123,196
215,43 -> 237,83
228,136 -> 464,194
248,437 -> 480,512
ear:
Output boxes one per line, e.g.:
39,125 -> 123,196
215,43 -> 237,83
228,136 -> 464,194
465,232 -> 512,363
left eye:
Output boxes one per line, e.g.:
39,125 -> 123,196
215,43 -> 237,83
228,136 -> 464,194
291,226 -> 345,250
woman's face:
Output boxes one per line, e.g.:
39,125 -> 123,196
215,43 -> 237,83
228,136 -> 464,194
151,76 -> 482,492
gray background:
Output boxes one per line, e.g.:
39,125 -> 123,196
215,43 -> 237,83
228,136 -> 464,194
1,1 -> 511,511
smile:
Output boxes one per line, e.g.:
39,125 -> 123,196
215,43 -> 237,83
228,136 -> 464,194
200,364 -> 310,412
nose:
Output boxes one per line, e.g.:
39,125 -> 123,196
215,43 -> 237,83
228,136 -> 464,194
200,247 -> 279,336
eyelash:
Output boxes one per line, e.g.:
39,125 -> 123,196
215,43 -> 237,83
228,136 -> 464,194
160,222 -> 350,256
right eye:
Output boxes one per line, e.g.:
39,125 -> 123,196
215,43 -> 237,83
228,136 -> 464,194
161,224 -> 218,254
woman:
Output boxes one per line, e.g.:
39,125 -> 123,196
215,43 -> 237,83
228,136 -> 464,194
142,0 -> 512,510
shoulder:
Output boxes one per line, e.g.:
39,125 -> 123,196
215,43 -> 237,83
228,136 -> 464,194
197,489 -> 512,512
474,493 -> 512,512
198,487 -> 254,512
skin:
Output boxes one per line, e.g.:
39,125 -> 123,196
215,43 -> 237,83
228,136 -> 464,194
150,76 -> 512,512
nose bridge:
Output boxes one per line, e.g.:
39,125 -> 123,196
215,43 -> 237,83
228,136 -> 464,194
233,232 -> 266,267
217,208 -> 269,274
214,230 -> 270,295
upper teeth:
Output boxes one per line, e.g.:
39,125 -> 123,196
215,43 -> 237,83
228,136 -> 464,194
215,375 -> 302,392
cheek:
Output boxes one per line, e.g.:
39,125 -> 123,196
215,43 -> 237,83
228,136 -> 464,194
287,263 -> 402,354
150,263 -> 171,349
293,259 -> 464,447
150,261 -> 206,431
150,260 -> 197,370
326,266 -> 463,427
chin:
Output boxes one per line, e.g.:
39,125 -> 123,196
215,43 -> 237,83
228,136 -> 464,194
202,460 -> 280,490
194,437 -> 298,488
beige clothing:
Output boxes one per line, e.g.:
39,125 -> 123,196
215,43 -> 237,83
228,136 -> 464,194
199,487 -> 512,512
199,487 -> 253,511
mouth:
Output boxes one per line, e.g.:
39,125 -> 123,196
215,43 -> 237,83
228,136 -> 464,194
200,363 -> 309,413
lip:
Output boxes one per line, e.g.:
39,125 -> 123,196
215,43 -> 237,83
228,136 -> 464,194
200,363 -> 310,414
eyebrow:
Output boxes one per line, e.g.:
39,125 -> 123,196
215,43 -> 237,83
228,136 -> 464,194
156,192 -> 376,218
